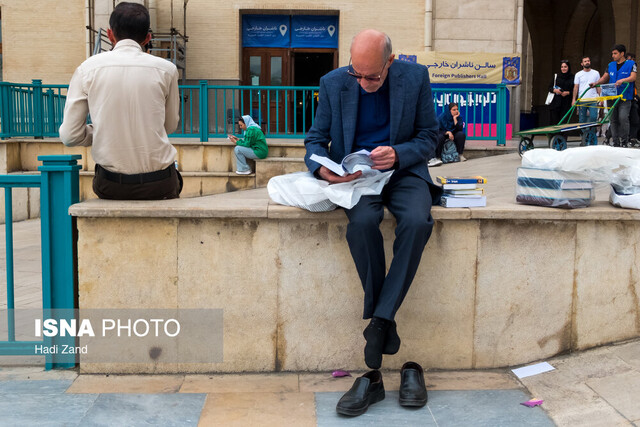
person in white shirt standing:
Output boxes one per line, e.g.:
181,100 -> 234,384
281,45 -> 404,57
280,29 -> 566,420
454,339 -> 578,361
59,2 -> 182,200
572,56 -> 601,123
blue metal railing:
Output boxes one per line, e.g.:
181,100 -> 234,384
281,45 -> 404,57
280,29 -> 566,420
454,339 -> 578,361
0,80 -> 508,145
0,80 -> 68,139
0,155 -> 80,369
432,85 -> 508,146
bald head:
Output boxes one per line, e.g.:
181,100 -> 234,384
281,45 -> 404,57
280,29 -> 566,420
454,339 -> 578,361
349,30 -> 394,93
351,29 -> 392,64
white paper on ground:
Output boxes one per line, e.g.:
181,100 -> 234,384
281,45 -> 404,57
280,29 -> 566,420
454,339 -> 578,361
511,362 -> 555,379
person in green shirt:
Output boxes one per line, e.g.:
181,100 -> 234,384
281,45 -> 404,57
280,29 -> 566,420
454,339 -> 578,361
228,115 -> 268,174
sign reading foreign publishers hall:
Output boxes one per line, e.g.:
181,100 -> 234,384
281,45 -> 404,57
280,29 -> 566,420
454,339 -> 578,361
398,52 -> 521,85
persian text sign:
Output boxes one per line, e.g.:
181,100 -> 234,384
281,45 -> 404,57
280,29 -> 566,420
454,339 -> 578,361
397,52 -> 520,84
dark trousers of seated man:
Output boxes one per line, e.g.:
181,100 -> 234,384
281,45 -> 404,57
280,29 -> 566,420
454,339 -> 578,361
435,131 -> 466,158
345,170 -> 434,321
93,164 -> 183,200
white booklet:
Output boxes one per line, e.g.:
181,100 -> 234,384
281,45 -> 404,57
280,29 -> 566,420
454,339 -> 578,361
310,149 -> 374,177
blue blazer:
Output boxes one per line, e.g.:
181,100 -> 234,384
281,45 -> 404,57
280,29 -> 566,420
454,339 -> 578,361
304,60 -> 442,199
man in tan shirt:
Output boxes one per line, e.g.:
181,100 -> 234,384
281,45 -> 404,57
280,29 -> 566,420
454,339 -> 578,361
59,2 -> 182,199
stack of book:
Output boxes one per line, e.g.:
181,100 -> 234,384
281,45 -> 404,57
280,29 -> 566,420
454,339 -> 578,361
437,176 -> 487,207
516,167 -> 594,209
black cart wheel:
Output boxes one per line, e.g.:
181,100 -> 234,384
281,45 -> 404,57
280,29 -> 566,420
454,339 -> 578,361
551,134 -> 568,151
518,137 -> 534,156
581,129 -> 598,146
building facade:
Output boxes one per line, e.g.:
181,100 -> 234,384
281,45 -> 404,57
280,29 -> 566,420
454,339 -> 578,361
0,0 -> 638,130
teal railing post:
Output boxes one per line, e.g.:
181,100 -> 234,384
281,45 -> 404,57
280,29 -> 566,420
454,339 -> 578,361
0,82 -> 11,138
32,79 -> 45,139
199,80 -> 209,142
497,84 -> 507,146
38,154 -> 81,369
46,89 -> 56,136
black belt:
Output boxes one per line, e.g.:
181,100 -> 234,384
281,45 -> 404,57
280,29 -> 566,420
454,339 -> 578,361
97,164 -> 173,184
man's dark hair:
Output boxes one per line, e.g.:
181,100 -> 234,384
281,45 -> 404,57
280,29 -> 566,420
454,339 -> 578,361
581,56 -> 590,61
109,2 -> 150,43
612,44 -> 626,54
627,52 -> 636,60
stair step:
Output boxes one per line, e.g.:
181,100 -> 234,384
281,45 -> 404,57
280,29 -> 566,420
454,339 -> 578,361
254,157 -> 307,187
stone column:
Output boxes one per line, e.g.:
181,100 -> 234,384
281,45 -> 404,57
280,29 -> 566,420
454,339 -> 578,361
513,0 -> 524,131
424,0 -> 433,51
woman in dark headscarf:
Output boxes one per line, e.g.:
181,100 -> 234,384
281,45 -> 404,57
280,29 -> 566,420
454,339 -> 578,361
549,60 -> 574,125
431,102 -> 466,164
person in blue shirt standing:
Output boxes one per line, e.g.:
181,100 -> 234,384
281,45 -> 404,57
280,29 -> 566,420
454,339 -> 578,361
591,44 -> 637,147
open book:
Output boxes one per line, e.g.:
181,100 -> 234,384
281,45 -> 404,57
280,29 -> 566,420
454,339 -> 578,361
310,149 -> 374,177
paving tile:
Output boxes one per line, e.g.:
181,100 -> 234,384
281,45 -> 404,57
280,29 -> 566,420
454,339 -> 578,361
67,374 -> 185,394
78,393 -> 206,426
199,392 -> 316,427
0,392 -> 98,426
426,370 -> 521,390
0,379 -> 73,394
0,366 -> 76,381
299,372 -> 369,393
587,371 -> 640,421
180,373 -> 299,393
609,340 -> 640,371
539,346 -> 636,383
300,369 -> 521,394
428,390 -> 554,426
520,376 -> 630,426
315,391 -> 436,426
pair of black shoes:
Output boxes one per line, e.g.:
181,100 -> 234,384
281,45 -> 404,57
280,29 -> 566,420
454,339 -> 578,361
363,317 -> 401,369
336,362 -> 428,417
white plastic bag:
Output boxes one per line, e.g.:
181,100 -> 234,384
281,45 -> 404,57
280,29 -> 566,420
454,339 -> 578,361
267,172 -> 337,212
323,170 -> 394,208
610,186 -> 640,210
267,169 -> 394,211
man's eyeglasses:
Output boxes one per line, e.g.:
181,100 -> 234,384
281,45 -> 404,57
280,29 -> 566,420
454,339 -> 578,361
347,58 -> 390,82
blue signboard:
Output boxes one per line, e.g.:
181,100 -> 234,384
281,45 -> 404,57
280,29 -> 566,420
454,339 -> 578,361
291,15 -> 338,48
502,57 -> 521,85
242,15 -> 290,48
431,83 -> 512,138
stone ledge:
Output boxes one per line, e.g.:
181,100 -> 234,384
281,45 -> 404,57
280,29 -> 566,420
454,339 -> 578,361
3,137 -> 304,148
69,153 -> 640,222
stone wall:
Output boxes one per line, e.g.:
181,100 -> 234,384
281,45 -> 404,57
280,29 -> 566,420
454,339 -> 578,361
1,0 -> 86,84
432,0 -> 518,53
71,201 -> 640,374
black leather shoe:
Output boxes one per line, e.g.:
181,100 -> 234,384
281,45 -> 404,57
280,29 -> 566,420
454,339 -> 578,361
336,370 -> 385,416
399,361 -> 428,407
363,317 -> 390,369
383,320 -> 401,355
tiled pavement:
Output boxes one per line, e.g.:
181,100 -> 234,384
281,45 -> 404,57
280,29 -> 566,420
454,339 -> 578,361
2,219 -> 640,426
2,341 -> 640,426
0,367 -> 555,426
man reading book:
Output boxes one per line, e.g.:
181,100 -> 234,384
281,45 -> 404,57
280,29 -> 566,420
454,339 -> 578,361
304,29 -> 441,415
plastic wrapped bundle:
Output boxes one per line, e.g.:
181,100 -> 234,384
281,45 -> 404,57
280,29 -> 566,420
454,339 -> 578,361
516,167 -> 595,208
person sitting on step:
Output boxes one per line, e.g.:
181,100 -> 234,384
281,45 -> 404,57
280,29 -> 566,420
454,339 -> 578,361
429,102 -> 467,166
228,115 -> 268,175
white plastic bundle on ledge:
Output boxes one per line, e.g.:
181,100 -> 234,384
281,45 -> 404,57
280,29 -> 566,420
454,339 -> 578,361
268,169 -> 394,212
520,146 -> 640,210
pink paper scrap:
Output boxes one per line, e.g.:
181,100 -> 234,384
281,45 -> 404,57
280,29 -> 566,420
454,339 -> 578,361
521,399 -> 544,408
332,370 -> 352,378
